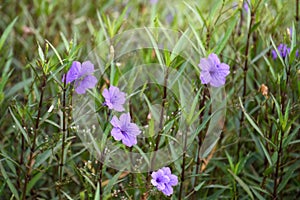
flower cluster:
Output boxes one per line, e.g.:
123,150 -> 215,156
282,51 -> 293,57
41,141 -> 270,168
198,53 -> 230,87
271,43 -> 299,60
272,44 -> 290,60
64,53 -> 229,197
63,61 -> 140,148
151,167 -> 178,196
102,85 -> 141,147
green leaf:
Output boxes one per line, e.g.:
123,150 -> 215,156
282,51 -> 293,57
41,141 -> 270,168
258,138 -> 273,166
26,172 -> 43,195
37,43 -> 45,63
184,2 -> 205,27
239,97 -> 275,147
46,40 -> 63,65
103,170 -> 123,198
277,169 -> 295,193
5,78 -> 33,97
0,162 -> 20,200
61,190 -> 75,200
94,183 -> 100,200
251,186 -> 266,200
0,17 -> 18,52
228,169 -> 254,200
250,21 -> 261,34
214,16 -> 238,54
9,107 -> 30,144
194,181 -> 206,191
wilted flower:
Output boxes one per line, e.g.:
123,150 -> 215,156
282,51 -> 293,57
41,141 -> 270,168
151,167 -> 178,196
102,85 -> 126,112
110,113 -> 141,147
259,84 -> 268,97
198,53 -> 230,87
62,61 -> 97,94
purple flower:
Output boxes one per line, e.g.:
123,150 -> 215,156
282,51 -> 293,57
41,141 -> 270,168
151,167 -> 178,196
102,86 -> 126,112
243,0 -> 249,12
271,44 -> 291,60
166,12 -> 174,24
110,113 -> 141,147
150,0 -> 158,5
62,61 -> 97,94
198,53 -> 230,87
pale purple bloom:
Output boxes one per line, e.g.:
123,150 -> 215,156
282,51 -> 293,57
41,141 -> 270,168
166,12 -> 174,24
102,86 -> 126,112
198,53 -> 230,87
271,44 -> 291,60
243,0 -> 249,12
110,113 -> 141,147
62,61 -> 97,94
150,0 -> 158,5
151,167 -> 178,196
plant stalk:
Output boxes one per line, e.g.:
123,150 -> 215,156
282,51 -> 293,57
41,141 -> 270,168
21,74 -> 46,200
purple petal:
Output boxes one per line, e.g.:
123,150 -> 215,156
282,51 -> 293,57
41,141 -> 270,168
208,53 -> 220,65
161,167 -> 171,175
243,0 -> 249,12
151,179 -> 158,186
198,58 -> 211,71
209,73 -> 226,87
102,88 -> 110,99
151,171 -> 159,180
200,71 -> 211,84
127,123 -> 141,136
74,75 -> 97,94
78,60 -> 95,78
168,174 -> 178,186
162,184 -> 173,196
120,113 -> 131,126
111,128 -> 124,141
63,61 -> 81,83
272,50 -> 277,60
156,183 -> 166,191
112,104 -> 125,112
218,63 -> 230,77
110,116 -> 121,128
121,133 -> 137,147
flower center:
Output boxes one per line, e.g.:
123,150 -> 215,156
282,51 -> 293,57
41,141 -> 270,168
156,177 -> 162,183
110,95 -> 118,104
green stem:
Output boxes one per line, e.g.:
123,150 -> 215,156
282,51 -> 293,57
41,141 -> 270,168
59,73 -> 68,199
22,74 -> 46,200
178,127 -> 189,200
